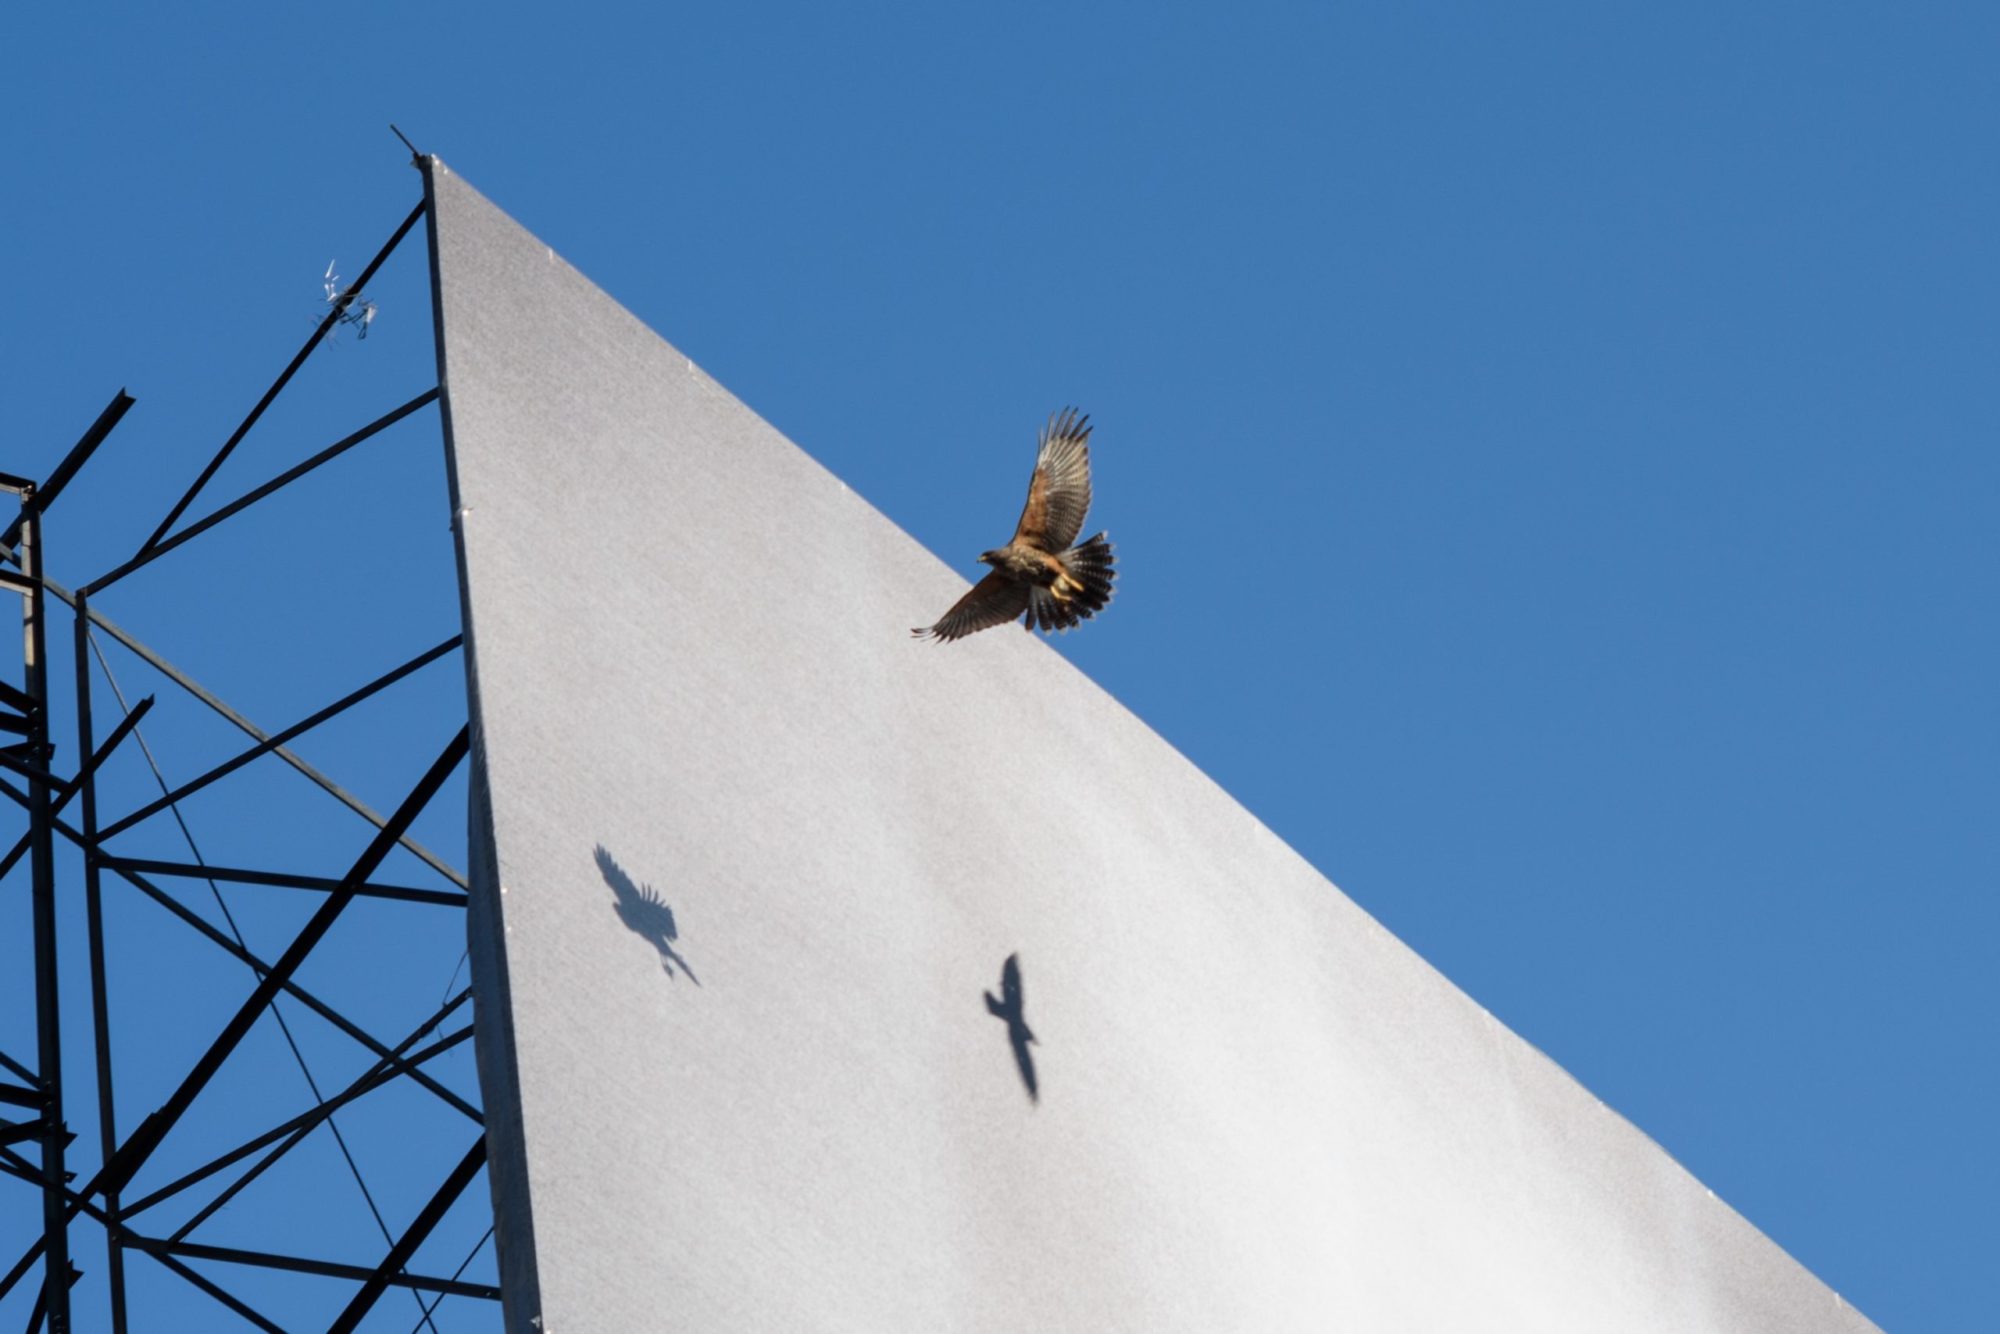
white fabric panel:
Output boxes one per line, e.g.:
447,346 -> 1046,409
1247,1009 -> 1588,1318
426,160 -> 1877,1334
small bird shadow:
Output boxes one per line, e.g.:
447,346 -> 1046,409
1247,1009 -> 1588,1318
984,952 -> 1038,1103
596,844 -> 699,985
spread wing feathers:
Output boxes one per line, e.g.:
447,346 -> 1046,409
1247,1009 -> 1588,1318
912,572 -> 1032,642
1026,533 -> 1116,633
1012,407 -> 1094,553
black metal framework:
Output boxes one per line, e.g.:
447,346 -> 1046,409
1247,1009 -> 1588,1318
2,188 -> 498,1330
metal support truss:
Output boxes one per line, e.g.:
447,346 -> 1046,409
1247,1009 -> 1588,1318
3,191 -> 500,1331
2,471 -> 72,1331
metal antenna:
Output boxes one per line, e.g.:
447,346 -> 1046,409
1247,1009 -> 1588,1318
390,123 -> 423,164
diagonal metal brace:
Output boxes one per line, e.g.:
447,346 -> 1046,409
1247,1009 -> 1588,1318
0,390 -> 136,552
84,388 -> 438,598
95,637 -> 458,842
329,1134 -> 488,1332
0,695 -> 154,883
121,1002 -> 471,1223
138,200 -> 426,555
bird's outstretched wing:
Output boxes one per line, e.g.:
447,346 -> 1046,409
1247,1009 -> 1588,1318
913,572 -> 1031,641
1011,408 -> 1094,553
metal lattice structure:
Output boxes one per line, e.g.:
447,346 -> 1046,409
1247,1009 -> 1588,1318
1,166 -> 498,1332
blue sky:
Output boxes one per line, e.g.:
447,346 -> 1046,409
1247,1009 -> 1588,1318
5,4 -> 1995,1329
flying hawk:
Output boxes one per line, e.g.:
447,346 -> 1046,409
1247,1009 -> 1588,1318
912,408 -> 1115,642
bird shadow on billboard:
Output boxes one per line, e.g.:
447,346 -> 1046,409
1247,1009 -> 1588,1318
595,844 -> 700,985
984,953 -> 1038,1103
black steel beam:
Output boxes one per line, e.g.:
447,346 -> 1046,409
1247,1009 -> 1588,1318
84,388 -> 438,597
131,1238 -> 497,1301
72,589 -> 128,1334
95,726 -> 469,1200
138,199 -> 427,555
19,493 -> 70,1334
96,634 -> 460,842
0,1120 -> 47,1149
0,391 -> 136,552
329,1135 -> 487,1333
0,745 -> 67,793
98,857 -> 466,907
123,1239 -> 284,1334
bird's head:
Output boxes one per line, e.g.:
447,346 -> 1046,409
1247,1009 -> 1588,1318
978,549 -> 1003,567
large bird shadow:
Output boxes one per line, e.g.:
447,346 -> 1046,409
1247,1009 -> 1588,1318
984,952 -> 1038,1103
596,844 -> 699,985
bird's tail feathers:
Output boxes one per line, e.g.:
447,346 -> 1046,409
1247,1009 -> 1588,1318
1026,533 -> 1115,633
1064,533 -> 1115,590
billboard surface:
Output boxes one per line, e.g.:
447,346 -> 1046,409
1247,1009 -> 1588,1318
427,161 -> 1875,1333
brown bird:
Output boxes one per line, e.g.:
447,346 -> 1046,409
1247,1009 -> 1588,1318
913,408 -> 1116,642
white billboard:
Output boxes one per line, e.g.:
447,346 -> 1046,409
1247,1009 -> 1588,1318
427,160 -> 1877,1334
